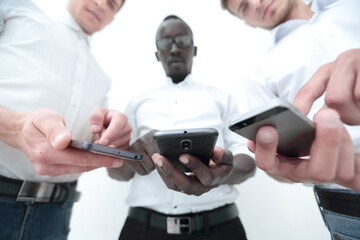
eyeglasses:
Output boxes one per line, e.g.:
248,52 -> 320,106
156,34 -> 193,50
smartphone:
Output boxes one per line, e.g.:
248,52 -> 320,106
153,128 -> 219,172
229,98 -> 315,157
69,140 -> 143,161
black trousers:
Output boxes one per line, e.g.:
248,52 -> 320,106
119,216 -> 247,240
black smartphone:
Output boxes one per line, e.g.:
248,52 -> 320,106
229,98 -> 315,157
153,128 -> 219,172
69,140 -> 143,161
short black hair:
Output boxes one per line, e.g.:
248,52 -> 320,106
157,14 -> 193,37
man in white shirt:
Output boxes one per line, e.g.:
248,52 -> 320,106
221,0 -> 360,239
0,0 -> 130,239
108,15 -> 256,240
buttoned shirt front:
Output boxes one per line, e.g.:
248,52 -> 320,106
0,0 -> 111,182
125,75 -> 250,214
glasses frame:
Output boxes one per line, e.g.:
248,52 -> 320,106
156,34 -> 193,51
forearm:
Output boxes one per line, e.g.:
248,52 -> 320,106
107,164 -> 135,181
224,154 -> 256,185
0,106 -> 24,148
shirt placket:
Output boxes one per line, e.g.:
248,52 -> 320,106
169,86 -> 186,211
63,36 -> 86,129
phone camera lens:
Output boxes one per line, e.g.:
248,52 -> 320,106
181,139 -> 192,150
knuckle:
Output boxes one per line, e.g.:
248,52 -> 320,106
145,165 -> 155,174
180,184 -> 191,193
163,169 -> 173,179
325,94 -> 347,109
308,168 -> 335,183
34,165 -> 49,175
188,161 -> 201,172
31,149 -> 48,164
337,168 -> 355,182
201,174 -> 214,186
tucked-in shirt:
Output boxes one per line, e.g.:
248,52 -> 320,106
125,74 -> 250,214
0,0 -> 111,182
244,0 -> 360,188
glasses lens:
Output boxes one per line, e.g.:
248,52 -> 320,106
156,38 -> 172,50
156,35 -> 193,50
174,35 -> 192,48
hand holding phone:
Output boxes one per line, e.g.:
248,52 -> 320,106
153,128 -> 219,172
69,140 -> 143,161
229,98 -> 315,157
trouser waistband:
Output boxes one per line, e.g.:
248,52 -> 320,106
128,203 -> 239,234
314,186 -> 360,218
0,175 -> 80,203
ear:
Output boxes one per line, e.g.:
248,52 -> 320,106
193,46 -> 197,57
155,51 -> 160,61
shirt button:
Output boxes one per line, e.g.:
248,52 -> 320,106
174,206 -> 177,209
332,233 -> 340,240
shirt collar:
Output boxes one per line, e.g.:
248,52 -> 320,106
270,0 -> 337,43
165,74 -> 194,87
59,10 -> 92,46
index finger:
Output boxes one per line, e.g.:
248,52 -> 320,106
293,63 -> 332,114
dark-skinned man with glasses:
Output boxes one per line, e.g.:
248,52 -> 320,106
108,15 -> 256,240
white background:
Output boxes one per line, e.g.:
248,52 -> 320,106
68,0 -> 330,239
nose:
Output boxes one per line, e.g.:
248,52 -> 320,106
95,0 -> 105,11
169,42 -> 181,56
250,0 -> 263,12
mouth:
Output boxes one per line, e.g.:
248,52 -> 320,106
86,9 -> 101,22
169,57 -> 184,65
262,0 -> 274,19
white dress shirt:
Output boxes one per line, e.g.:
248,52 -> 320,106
0,0 -> 111,182
125,74 -> 250,214
244,0 -> 360,188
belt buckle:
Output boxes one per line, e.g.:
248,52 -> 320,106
16,181 -> 57,202
166,217 -> 191,234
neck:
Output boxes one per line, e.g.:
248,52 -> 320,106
283,0 -> 314,22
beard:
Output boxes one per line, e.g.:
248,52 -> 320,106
169,73 -> 188,84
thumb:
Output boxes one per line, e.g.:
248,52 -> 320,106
33,109 -> 72,149
51,129 -> 72,149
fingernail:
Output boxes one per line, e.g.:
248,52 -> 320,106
112,161 -> 123,168
259,130 -> 274,143
179,156 -> 189,164
52,132 -> 67,148
153,155 -> 163,168
90,125 -> 101,132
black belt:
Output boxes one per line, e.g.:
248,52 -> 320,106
314,186 -> 360,218
128,203 -> 239,234
0,175 -> 80,203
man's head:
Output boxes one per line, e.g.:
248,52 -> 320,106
221,0 -> 302,29
68,0 -> 125,35
155,15 -> 197,84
